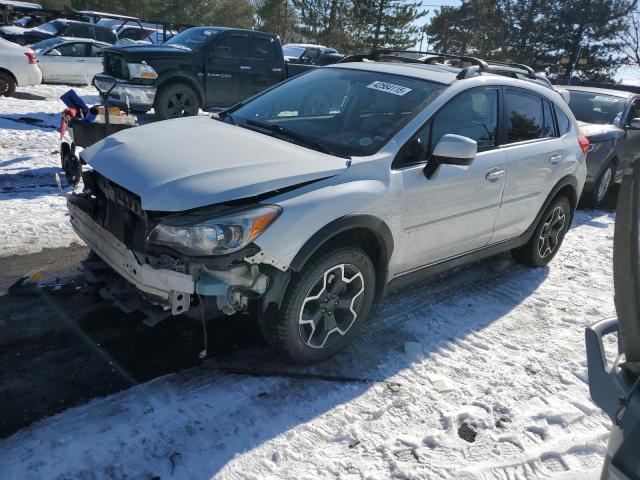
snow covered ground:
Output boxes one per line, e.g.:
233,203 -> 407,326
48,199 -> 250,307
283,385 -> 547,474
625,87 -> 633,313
0,84 -> 97,256
1,207 -> 616,479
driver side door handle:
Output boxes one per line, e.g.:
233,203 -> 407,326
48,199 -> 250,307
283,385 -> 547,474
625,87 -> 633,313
486,168 -> 505,182
549,153 -> 563,164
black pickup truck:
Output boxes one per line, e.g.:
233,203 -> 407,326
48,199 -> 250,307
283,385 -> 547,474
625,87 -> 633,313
96,26 -> 314,120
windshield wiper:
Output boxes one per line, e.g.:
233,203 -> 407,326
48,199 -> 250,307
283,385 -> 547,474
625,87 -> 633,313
244,119 -> 348,158
212,110 -> 237,125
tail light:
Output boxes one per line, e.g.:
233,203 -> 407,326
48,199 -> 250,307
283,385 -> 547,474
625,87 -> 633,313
25,51 -> 37,64
578,135 -> 590,154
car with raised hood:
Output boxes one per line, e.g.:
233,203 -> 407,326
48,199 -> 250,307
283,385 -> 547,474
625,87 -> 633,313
0,36 -> 40,95
95,26 -> 316,120
564,86 -> 640,207
68,54 -> 588,363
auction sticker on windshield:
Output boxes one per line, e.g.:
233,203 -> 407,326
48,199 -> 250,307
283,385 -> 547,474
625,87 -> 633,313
367,81 -> 412,96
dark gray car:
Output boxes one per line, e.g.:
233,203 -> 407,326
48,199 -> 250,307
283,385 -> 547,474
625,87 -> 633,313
587,159 -> 640,479
565,86 -> 640,207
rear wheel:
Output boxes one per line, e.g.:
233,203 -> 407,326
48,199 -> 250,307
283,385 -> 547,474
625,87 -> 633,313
512,195 -> 571,267
261,246 -> 376,364
585,162 -> 614,208
0,72 -> 16,97
154,83 -> 200,120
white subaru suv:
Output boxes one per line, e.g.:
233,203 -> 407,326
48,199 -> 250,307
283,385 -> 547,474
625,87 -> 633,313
69,53 -> 587,363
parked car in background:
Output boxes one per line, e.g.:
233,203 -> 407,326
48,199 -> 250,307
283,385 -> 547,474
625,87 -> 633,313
564,86 -> 640,207
586,159 -> 640,480
283,43 -> 343,65
96,26 -> 315,119
0,36 -> 40,95
32,37 -> 107,85
70,55 -> 586,363
0,18 -> 116,45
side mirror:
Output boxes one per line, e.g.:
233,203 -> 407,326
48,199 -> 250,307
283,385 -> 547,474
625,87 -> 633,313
423,134 -> 477,179
47,48 -> 62,56
628,118 -> 640,130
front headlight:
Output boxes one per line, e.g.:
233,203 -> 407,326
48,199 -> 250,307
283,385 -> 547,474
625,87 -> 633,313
127,62 -> 158,80
147,205 -> 281,256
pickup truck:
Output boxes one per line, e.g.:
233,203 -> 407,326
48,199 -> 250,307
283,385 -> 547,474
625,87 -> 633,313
96,26 -> 314,120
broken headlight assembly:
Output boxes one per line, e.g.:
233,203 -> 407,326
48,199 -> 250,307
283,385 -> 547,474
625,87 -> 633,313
127,62 -> 158,80
147,205 -> 281,256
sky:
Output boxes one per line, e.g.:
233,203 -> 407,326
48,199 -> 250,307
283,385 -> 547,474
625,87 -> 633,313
414,0 -> 640,85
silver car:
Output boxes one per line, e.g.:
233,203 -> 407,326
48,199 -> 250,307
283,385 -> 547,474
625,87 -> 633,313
68,57 -> 588,363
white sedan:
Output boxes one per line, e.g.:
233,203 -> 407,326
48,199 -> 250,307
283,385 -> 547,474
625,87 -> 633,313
0,37 -> 42,95
32,37 -> 108,85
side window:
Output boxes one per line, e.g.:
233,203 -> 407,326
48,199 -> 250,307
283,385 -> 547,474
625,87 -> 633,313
627,99 -> 640,124
554,105 -> 572,135
89,44 -> 104,57
542,100 -> 557,137
214,34 -> 249,59
55,42 -> 87,57
66,23 -> 92,39
251,37 -> 272,60
505,90 -> 544,143
95,27 -> 115,43
431,88 -> 499,152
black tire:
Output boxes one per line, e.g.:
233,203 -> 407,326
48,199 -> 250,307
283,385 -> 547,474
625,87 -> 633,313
0,71 -> 16,97
613,160 -> 640,363
512,195 -> 571,267
261,246 -> 376,364
585,162 -> 615,208
153,82 -> 200,120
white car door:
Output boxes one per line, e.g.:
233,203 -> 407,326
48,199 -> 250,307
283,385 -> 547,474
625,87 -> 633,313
39,42 -> 88,84
396,87 -> 508,273
491,88 -> 568,243
83,42 -> 106,85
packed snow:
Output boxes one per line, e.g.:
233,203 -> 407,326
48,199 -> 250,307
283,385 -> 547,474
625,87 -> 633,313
0,83 -> 616,479
0,84 -> 97,256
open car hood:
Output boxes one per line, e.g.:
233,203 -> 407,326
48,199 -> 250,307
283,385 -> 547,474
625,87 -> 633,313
81,116 -> 349,212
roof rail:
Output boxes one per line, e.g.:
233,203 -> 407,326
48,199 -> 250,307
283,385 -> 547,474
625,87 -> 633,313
338,48 -> 490,69
457,62 -> 537,80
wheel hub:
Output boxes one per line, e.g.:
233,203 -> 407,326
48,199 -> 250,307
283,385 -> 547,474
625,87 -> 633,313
538,206 -> 566,258
299,264 -> 365,349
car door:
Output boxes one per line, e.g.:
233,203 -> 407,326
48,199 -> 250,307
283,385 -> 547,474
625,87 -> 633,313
79,42 -> 105,84
248,33 -> 282,98
39,42 -> 87,83
397,87 -> 508,272
491,88 -> 567,243
617,98 -> 640,168
205,31 -> 251,108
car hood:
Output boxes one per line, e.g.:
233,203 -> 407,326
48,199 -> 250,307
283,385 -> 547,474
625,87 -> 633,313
578,121 -> 624,140
103,44 -> 194,60
81,116 -> 349,212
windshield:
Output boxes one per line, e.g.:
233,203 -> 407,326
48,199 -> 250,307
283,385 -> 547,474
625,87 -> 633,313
31,37 -> 64,53
228,67 -> 444,157
283,46 -> 304,58
164,27 -> 219,51
568,90 -> 627,125
35,20 -> 63,35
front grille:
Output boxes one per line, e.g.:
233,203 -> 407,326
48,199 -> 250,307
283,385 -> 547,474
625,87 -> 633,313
97,174 -> 144,218
103,52 -> 128,79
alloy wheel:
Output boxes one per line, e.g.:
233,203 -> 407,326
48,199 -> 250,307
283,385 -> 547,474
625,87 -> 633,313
538,206 -> 566,258
596,167 -> 613,204
298,264 -> 365,349
167,92 -> 195,117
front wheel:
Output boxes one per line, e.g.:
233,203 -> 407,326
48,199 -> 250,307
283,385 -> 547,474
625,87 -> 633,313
585,163 -> 614,208
154,83 -> 200,120
261,246 -> 376,364
512,196 -> 571,267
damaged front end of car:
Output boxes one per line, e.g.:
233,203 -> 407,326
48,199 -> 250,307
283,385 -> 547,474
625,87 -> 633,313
68,169 -> 288,326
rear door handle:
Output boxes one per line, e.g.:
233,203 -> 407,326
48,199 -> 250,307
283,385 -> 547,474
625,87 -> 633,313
486,168 -> 505,182
240,65 -> 251,70
549,153 -> 563,164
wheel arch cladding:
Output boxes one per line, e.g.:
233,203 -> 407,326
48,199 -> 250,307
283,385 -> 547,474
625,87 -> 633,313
292,215 -> 393,300
528,175 -> 578,239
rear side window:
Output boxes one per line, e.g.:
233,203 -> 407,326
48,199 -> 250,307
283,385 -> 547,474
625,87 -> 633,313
66,23 -> 94,39
431,87 -> 499,152
252,37 -> 273,60
215,34 -> 249,59
555,105 -> 572,135
95,27 -> 115,43
505,90 -> 544,143
542,100 -> 557,137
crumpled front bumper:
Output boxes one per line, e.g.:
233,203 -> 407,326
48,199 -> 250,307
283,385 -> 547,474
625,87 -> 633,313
95,75 -> 156,111
68,200 -> 193,306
